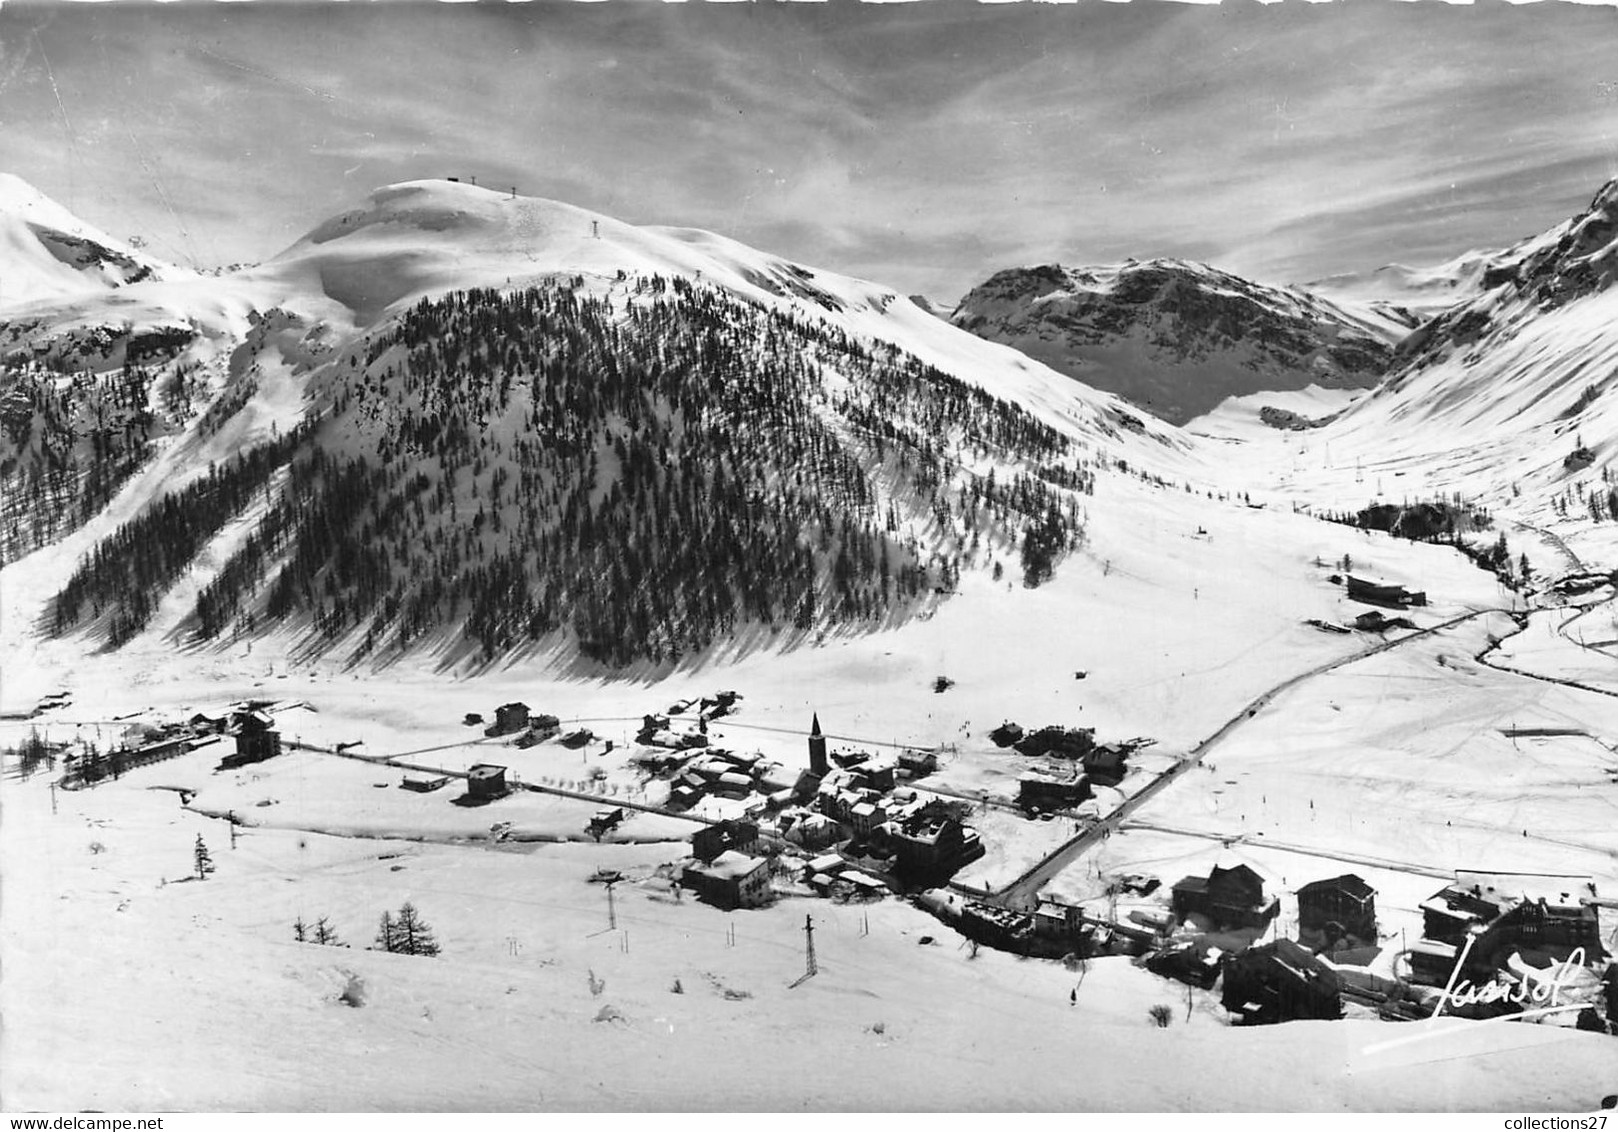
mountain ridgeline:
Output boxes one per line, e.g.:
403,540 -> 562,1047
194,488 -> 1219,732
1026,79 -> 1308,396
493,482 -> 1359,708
45,276 -> 1095,666
950,259 -> 1394,425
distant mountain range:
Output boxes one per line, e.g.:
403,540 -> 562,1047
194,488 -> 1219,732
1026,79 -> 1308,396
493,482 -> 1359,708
0,177 -> 1174,667
1316,177 -> 1618,489
948,258 -> 1396,426
6,171 -> 1618,665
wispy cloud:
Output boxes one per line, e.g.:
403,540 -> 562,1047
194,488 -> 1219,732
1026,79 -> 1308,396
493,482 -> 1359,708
2,1 -> 1615,296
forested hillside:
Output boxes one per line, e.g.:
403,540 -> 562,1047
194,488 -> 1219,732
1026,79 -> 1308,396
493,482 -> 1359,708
1,322 -> 206,563
46,276 -> 1096,667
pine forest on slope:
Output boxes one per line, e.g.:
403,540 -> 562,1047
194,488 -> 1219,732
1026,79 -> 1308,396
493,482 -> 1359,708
42,276 -> 1093,666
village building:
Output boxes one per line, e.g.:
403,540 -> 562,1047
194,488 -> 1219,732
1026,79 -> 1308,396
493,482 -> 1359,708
1297,874 -> 1378,947
400,775 -> 450,793
465,763 -> 510,801
1346,575 -> 1426,608
685,756 -> 731,784
1221,939 -> 1343,1025
896,749 -> 939,779
788,767 -> 825,804
668,778 -> 704,809
808,713 -> 829,776
681,850 -> 772,909
710,749 -> 762,773
803,852 -> 846,884
1014,725 -> 1097,760
989,722 -> 1026,748
223,711 -> 281,769
711,771 -> 754,800
1171,863 -> 1279,931
1352,610 -> 1416,633
1017,772 -> 1092,813
1415,871 -> 1603,984
841,870 -> 888,899
698,690 -> 741,721
962,901 -> 1035,950
692,819 -> 760,863
837,762 -> 889,794
636,713 -> 670,743
588,807 -> 627,839
873,814 -> 984,884
485,702 -> 531,737
1128,907 -> 1178,937
780,810 -> 841,850
1147,941 -> 1226,989
1080,744 -> 1129,786
1031,898 -> 1085,943
850,799 -> 888,837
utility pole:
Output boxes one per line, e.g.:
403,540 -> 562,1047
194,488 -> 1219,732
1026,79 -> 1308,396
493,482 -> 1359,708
49,781 -> 57,815
229,811 -> 238,849
788,913 -> 818,988
605,877 -> 619,931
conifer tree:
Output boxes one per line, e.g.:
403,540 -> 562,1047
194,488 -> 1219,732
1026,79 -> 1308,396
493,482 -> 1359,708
394,901 -> 440,957
193,834 -> 215,880
375,910 -> 397,953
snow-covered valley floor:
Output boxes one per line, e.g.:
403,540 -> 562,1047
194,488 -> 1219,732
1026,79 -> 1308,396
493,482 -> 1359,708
5,466 -> 1618,1111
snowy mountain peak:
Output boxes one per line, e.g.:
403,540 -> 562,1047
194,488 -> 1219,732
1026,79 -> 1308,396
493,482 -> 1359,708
261,178 -> 913,329
1317,175 -> 1618,493
951,257 -> 1394,426
0,173 -> 180,309
287,179 -> 611,253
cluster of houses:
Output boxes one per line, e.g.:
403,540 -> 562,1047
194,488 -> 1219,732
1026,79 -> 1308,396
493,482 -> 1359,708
1324,574 -> 1428,634
64,704 -> 288,788
473,702 -> 603,754
679,819 -> 772,909
947,858 -> 1613,1030
1410,871 -> 1606,991
1159,867 -> 1611,1027
794,717 -> 983,887
666,748 -> 771,809
478,702 -> 563,747
993,722 -> 1136,792
668,714 -> 985,911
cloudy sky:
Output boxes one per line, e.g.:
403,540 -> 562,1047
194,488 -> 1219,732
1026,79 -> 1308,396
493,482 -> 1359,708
2,0 -> 1616,299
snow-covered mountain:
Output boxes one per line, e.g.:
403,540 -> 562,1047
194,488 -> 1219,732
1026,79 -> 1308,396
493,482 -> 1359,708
949,259 -> 1395,426
1,177 -> 1188,668
1316,181 -> 1618,463
9,179 -> 1618,1116
0,174 -> 184,307
1304,248 -> 1505,333
1221,178 -> 1618,576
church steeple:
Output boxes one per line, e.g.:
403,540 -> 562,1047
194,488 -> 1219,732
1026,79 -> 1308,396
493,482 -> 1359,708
808,713 -> 828,775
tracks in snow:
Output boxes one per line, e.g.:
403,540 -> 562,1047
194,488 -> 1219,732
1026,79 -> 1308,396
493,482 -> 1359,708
963,605 -> 1509,910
